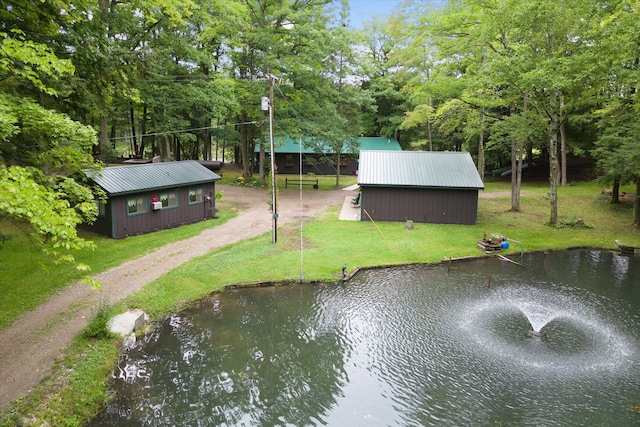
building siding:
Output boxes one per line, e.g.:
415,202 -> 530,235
275,153 -> 358,175
82,183 -> 217,238
88,202 -> 114,236
82,161 -> 221,238
113,184 -> 216,238
361,187 -> 479,225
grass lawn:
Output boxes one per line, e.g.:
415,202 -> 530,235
0,209 -> 236,331
2,177 -> 639,329
124,179 -> 640,320
2,176 -> 640,426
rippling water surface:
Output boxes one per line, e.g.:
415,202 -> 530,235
90,250 -> 640,426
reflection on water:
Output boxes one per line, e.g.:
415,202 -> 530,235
91,250 -> 640,426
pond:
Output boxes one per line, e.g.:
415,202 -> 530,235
90,250 -> 640,426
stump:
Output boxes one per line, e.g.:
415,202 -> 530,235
405,220 -> 414,230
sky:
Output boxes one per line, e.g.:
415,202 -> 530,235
347,0 -> 405,28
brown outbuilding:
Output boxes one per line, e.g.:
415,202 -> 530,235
83,160 -> 221,238
356,151 -> 484,225
256,136 -> 402,175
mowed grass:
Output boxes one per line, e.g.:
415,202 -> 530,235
125,179 -> 640,319
0,209 -> 236,330
2,178 -> 638,329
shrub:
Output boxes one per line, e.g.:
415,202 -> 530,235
82,304 -> 113,340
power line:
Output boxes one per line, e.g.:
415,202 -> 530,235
108,120 -> 259,141
273,83 -> 340,174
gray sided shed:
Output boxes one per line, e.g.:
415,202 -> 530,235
84,160 -> 221,238
357,151 -> 484,225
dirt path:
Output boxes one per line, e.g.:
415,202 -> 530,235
0,185 -> 352,411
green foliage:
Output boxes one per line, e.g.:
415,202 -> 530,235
0,9 -> 100,274
2,0 -> 640,287
400,104 -> 433,131
558,217 -> 593,230
0,166 -> 96,256
591,94 -> 640,184
82,304 -> 114,340
0,30 -> 74,96
10,99 -> 96,167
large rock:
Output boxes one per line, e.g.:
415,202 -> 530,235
108,309 -> 147,336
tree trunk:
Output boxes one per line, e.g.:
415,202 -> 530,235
162,135 -> 171,160
234,144 -> 240,167
559,92 -> 567,186
424,47 -> 433,151
335,153 -> 341,187
611,176 -> 620,204
139,105 -> 148,158
634,178 -> 640,226
193,138 -> 200,160
130,105 -> 138,156
513,95 -> 528,210
510,136 -> 519,211
516,140 -> 524,208
239,112 -> 250,177
511,138 -> 523,212
426,113 -> 433,151
214,117 -> 221,161
174,136 -> 181,161
510,136 -> 525,212
559,119 -> 567,185
99,114 -> 109,160
204,117 -> 212,160
510,97 -> 524,211
548,91 -> 560,226
478,108 -> 485,182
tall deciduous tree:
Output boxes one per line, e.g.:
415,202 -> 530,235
414,0 -> 602,225
355,15 -> 408,143
222,0 -> 334,178
299,0 -> 370,186
0,28 -> 98,277
591,0 -> 640,225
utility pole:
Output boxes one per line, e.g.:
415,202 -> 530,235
262,75 -> 278,243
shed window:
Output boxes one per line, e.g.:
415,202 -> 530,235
160,191 -> 177,208
95,199 -> 106,217
188,188 -> 204,204
127,197 -> 147,215
285,154 -> 293,167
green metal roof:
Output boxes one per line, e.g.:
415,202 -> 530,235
86,160 -> 221,196
357,151 -> 485,189
256,137 -> 401,154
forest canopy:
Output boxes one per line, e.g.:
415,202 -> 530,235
2,0 -> 640,262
